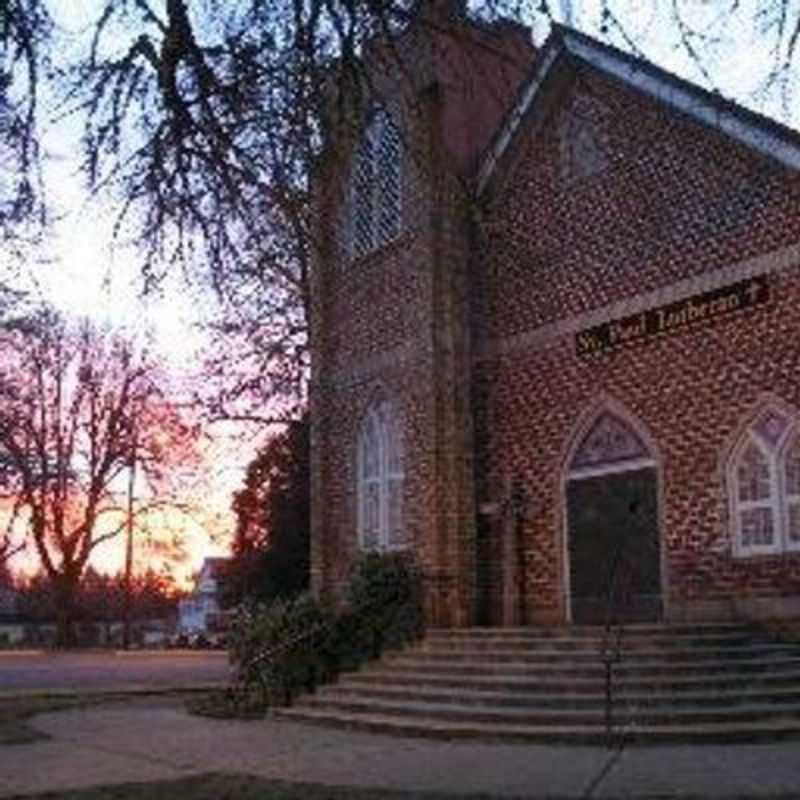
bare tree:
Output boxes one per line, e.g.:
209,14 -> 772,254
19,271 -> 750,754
62,1 -> 800,430
0,0 -> 51,236
0,308 -> 199,645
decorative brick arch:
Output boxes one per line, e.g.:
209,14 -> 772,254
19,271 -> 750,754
562,396 -> 659,480
719,394 -> 800,479
559,397 -> 664,623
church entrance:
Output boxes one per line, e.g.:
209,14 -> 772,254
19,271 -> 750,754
565,412 -> 662,625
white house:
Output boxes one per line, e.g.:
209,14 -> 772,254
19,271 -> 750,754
178,557 -> 229,634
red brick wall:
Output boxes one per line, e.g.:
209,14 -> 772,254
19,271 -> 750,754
312,25 -> 800,627
310,82 -> 478,625
310,14 -> 538,626
476,68 -> 800,624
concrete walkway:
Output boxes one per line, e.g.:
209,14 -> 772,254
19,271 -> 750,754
2,699 -> 800,798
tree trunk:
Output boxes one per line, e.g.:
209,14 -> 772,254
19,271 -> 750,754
54,574 -> 79,648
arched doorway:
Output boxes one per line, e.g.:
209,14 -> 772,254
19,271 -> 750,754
565,411 -> 663,624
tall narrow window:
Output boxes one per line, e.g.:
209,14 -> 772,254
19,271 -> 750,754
735,439 -> 777,552
357,399 -> 405,550
351,108 -> 402,257
730,407 -> 800,556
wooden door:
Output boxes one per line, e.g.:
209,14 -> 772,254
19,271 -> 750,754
567,467 -> 661,624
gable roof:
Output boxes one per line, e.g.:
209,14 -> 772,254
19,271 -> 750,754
476,24 -> 800,195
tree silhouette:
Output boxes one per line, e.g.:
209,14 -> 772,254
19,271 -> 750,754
0,308 -> 199,645
225,416 -> 310,607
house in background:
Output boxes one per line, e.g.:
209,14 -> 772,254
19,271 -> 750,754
178,557 -> 230,635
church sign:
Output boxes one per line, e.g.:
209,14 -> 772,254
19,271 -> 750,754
576,275 -> 769,357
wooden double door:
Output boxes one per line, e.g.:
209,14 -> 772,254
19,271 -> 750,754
566,466 -> 662,624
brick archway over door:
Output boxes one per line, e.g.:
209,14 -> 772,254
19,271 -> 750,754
565,412 -> 663,624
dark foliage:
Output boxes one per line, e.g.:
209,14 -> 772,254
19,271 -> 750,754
226,552 -> 423,712
0,0 -> 50,236
15,567 -> 180,647
343,551 -> 424,658
227,592 -> 336,709
223,416 -> 310,607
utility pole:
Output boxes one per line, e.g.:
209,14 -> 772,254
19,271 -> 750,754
122,430 -> 137,650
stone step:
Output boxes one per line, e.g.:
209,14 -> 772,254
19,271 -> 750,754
326,681 -> 800,709
426,623 -> 754,639
417,635 -> 768,652
276,623 -> 800,744
404,643 -> 799,663
294,694 -> 800,727
382,655 -> 800,678
274,706 -> 800,745
346,667 -> 800,694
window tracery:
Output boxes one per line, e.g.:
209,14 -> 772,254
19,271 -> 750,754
357,398 -> 406,550
351,108 -> 402,257
730,408 -> 800,556
571,412 -> 649,471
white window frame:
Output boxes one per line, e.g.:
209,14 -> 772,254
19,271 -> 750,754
780,433 -> 800,554
730,417 -> 800,558
732,435 -> 781,557
349,107 -> 403,259
357,400 -> 405,551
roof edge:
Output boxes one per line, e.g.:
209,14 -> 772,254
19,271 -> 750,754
475,28 -> 565,194
477,24 -> 800,196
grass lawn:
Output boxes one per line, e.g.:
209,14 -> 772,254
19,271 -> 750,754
6,773 -> 504,800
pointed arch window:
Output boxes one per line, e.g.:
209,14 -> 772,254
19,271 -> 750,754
350,108 -> 402,258
730,408 -> 800,556
357,399 -> 406,550
559,93 -> 609,184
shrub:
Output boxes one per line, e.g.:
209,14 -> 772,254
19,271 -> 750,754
225,552 -> 423,712
227,592 -> 335,708
344,552 -> 424,659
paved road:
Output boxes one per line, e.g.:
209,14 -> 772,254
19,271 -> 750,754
0,650 -> 232,693
2,700 -> 800,798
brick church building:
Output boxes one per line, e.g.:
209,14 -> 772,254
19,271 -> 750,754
309,2 -> 800,628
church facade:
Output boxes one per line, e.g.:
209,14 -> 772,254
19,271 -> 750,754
309,7 -> 800,627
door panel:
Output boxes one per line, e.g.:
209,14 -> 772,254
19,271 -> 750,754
567,467 -> 661,624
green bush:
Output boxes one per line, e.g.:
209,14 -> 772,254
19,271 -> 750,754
228,592 -> 336,708
226,552 -> 423,711
345,552 -> 424,658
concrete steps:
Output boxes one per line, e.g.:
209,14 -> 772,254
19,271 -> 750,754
275,623 -> 800,744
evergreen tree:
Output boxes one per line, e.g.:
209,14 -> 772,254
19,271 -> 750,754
225,416 -> 310,607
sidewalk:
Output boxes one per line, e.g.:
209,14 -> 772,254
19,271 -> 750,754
2,699 -> 799,798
